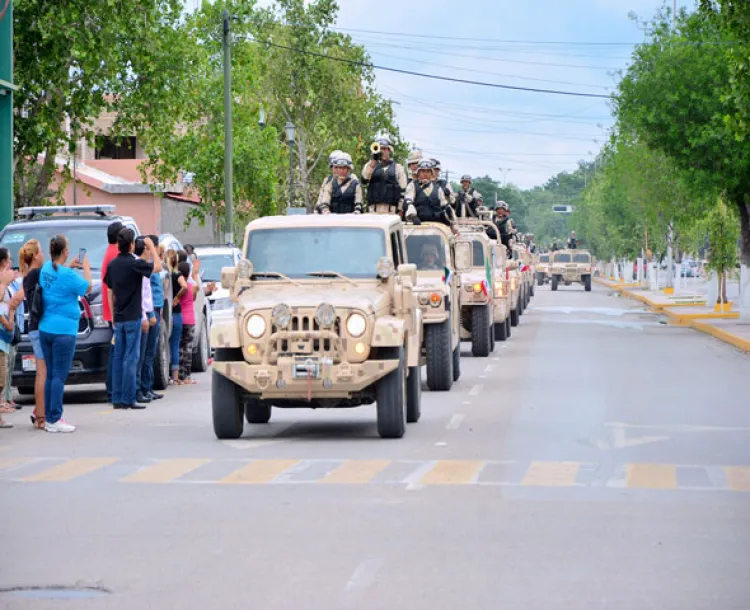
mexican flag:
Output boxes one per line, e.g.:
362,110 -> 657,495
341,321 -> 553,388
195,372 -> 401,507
484,258 -> 493,296
443,266 -> 453,285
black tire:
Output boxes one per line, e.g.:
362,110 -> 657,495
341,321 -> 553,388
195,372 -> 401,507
510,300 -> 520,327
551,275 -> 559,291
452,343 -> 461,381
212,369 -> 244,439
425,320 -> 453,392
153,316 -> 170,391
245,399 -> 272,424
537,273 -> 544,286
584,275 -> 592,292
376,347 -> 407,439
471,305 -> 492,357
519,287 -> 526,314
192,313 -> 210,373
16,386 -> 33,395
505,315 -> 512,338
495,319 -> 508,341
530,282 -> 535,297
406,364 -> 421,424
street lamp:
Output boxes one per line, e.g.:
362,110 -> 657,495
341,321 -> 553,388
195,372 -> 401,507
285,121 -> 295,213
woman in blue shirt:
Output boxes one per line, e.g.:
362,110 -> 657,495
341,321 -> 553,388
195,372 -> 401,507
38,235 -> 92,433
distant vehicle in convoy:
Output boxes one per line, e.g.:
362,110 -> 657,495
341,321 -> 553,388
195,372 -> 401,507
536,253 -> 551,285
404,222 -> 461,391
512,243 -> 533,310
211,214 -> 423,440
550,249 -> 593,292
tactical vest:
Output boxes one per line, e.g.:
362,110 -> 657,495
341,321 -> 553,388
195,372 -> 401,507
366,162 -> 400,206
436,178 -> 451,200
329,176 -> 357,214
414,182 -> 443,222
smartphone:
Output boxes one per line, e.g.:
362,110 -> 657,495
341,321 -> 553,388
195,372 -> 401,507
78,247 -> 86,262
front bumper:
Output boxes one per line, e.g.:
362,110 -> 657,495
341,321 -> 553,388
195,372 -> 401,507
213,357 -> 399,399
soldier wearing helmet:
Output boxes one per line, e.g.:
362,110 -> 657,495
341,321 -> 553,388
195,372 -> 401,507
420,243 -> 442,270
315,151 -> 363,215
456,174 -> 479,218
495,200 -> 515,254
404,159 -> 455,229
567,230 -> 578,249
406,149 -> 423,184
361,136 -> 408,215
431,159 -> 456,208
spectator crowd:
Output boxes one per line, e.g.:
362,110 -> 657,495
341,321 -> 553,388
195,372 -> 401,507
0,221 -> 214,432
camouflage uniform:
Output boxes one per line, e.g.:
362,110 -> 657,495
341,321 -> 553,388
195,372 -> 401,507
314,175 -> 363,215
362,160 -> 408,214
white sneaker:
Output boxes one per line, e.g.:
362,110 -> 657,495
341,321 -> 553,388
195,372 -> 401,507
45,419 -> 76,433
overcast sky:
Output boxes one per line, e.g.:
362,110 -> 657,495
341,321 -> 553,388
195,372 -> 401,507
189,0 -> 694,189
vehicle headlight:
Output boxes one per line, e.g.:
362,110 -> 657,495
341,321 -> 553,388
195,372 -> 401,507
418,294 -> 430,306
472,283 -> 482,294
246,314 -> 266,338
315,303 -> 336,328
346,312 -> 366,337
429,292 -> 442,307
272,303 -> 291,329
237,259 -> 253,279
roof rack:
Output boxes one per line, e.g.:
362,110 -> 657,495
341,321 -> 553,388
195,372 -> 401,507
17,205 -> 116,220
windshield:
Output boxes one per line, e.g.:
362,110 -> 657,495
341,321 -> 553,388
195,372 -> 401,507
0,225 -> 111,270
540,255 -> 550,262
246,227 -> 386,279
573,253 -> 591,263
471,241 -> 485,267
554,253 -> 572,263
197,253 -> 236,281
406,234 -> 446,271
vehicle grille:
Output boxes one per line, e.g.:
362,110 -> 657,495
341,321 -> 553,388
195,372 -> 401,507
269,314 -> 343,361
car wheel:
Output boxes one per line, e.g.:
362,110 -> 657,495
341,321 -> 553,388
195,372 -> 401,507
551,275 -> 559,291
406,363 -> 421,424
471,304 -> 492,357
495,319 -> 508,341
17,386 -> 33,396
530,281 -> 535,297
452,342 -> 461,382
510,301 -> 520,327
245,399 -> 272,424
191,313 -> 209,373
212,369 -> 244,439
376,347 -> 407,439
425,319 -> 453,391
505,315 -> 512,338
153,317 -> 170,391
537,273 -> 544,286
584,275 -> 592,292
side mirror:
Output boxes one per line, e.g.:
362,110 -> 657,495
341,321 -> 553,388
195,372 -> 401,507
455,242 -> 472,270
221,266 -> 237,289
397,263 -> 417,285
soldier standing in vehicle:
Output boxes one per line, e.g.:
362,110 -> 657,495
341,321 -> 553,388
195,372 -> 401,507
456,175 -> 479,218
431,159 -> 455,209
567,231 -> 578,249
495,201 -> 515,254
361,137 -> 407,215
315,151 -> 363,215
406,149 -> 423,185
404,160 -> 456,229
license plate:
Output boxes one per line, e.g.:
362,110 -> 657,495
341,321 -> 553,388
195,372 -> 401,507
22,355 -> 36,372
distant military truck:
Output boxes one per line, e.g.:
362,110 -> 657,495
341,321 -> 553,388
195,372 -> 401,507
513,243 -> 534,306
550,249 -> 593,292
536,253 -> 551,285
404,222 -> 461,391
507,255 -> 522,327
454,231 -> 496,357
211,214 -> 423,440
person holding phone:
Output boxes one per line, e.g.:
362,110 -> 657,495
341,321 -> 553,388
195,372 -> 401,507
38,235 -> 92,433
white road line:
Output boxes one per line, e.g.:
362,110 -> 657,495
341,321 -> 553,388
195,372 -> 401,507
484,364 -> 494,373
446,414 -> 465,430
344,558 -> 382,592
479,375 -> 487,379
404,460 -> 438,490
462,400 -> 472,406
435,441 -> 447,447
469,384 -> 483,396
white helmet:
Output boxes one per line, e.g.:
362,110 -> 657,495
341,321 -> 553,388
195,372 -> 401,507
331,151 -> 353,169
328,149 -> 344,167
407,149 -> 423,166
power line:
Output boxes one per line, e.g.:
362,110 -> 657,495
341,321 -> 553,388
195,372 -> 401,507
254,38 -> 611,99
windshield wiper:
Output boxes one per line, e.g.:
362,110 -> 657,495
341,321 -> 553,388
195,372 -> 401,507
252,271 -> 301,286
306,271 -> 358,285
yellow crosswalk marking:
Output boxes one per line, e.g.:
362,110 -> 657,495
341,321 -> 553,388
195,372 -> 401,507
724,467 -> 750,492
122,459 -> 210,484
320,460 -> 391,484
220,459 -> 300,484
522,461 -> 581,487
626,464 -> 677,489
420,460 -> 484,485
0,457 -> 31,470
22,458 -> 119,482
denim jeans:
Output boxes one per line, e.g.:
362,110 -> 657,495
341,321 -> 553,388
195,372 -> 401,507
39,331 -> 77,424
111,320 -> 142,406
138,310 -> 160,394
106,323 -> 114,402
169,312 -> 182,374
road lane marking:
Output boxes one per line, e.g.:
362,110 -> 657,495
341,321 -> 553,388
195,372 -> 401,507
724,467 -> 750,492
320,460 -> 391,484
420,460 -> 484,485
22,458 -> 119,482
626,464 -> 677,489
446,414 -> 464,430
468,384 -> 483,396
343,558 -> 383,592
122,459 -> 211,484
483,364 -> 494,373
220,459 -> 300,484
0,457 -> 32,470
522,461 -> 581,487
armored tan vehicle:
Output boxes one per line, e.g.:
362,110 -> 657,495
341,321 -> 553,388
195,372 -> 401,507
536,253 -> 551,285
511,243 -> 532,311
211,215 -> 423,440
507,256 -> 522,327
454,231 -> 495,357
550,249 -> 593,291
404,223 -> 461,391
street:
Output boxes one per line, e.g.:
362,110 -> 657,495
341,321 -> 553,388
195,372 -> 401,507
1,283 -> 748,610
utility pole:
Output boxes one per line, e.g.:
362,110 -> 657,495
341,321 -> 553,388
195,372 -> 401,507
0,0 -> 14,229
222,9 -> 234,245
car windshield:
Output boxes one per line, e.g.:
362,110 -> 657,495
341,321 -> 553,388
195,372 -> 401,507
555,253 -> 572,263
246,227 -> 386,279
540,255 -> 550,262
472,241 -> 485,267
573,253 -> 591,263
406,234 -> 446,271
0,225 -> 111,270
197,253 -> 236,281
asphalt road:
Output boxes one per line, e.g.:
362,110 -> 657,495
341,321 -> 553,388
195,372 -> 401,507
1,283 -> 748,610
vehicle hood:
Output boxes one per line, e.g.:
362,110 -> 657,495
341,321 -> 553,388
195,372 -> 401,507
237,283 -> 388,315
415,272 -> 448,291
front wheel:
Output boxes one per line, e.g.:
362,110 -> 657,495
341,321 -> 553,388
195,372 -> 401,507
505,315 -> 512,338
212,370 -> 244,439
530,282 -> 535,297
153,317 -> 170,391
510,300 -> 520,327
245,399 -> 272,424
192,313 -> 209,372
551,275 -> 559,291
495,320 -> 508,341
537,272 -> 544,286
452,342 -> 461,382
425,320 -> 453,392
584,275 -> 592,292
376,347 -> 407,439
471,305 -> 492,357
406,364 -> 421,424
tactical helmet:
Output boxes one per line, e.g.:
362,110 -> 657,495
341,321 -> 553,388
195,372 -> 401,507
460,174 -> 472,182
476,192 -> 484,201
407,149 -> 423,166
417,159 -> 436,171
331,152 -> 353,169
431,158 -> 442,170
497,200 -> 510,211
376,137 -> 392,149
328,149 -> 344,167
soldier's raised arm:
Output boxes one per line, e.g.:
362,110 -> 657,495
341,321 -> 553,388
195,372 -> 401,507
361,161 -> 377,183
314,176 -> 333,215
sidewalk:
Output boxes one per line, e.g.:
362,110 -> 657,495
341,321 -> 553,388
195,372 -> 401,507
595,277 -> 749,353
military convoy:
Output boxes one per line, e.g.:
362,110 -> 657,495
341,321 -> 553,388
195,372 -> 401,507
549,249 -> 593,292
536,253 -> 551,285
211,212 -> 535,440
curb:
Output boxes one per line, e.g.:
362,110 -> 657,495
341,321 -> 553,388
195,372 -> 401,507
690,320 -> 750,353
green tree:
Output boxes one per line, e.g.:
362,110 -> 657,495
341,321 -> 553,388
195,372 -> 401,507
696,198 -> 739,304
